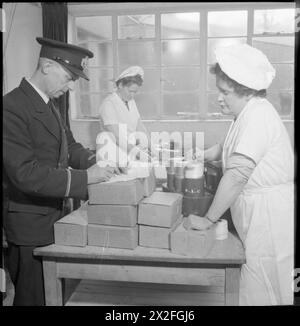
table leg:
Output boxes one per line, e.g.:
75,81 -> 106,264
42,260 -> 63,306
225,267 -> 240,306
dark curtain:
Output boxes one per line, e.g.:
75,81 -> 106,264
41,2 -> 70,128
42,2 -> 81,213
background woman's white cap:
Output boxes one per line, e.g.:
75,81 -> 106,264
116,66 -> 144,82
215,43 -> 276,90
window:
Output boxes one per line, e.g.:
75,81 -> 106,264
70,3 -> 295,120
252,9 -> 295,117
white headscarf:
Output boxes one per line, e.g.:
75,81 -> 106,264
215,43 -> 276,90
115,66 -> 144,83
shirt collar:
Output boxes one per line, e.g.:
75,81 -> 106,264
26,78 -> 50,104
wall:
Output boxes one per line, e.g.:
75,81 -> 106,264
3,3 -> 43,94
69,119 -> 294,151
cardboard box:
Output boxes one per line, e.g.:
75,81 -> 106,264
54,203 -> 88,247
88,224 -> 138,249
138,192 -> 183,228
170,220 -> 216,257
141,167 -> 156,197
88,179 -> 144,205
139,216 -> 183,249
87,204 -> 137,227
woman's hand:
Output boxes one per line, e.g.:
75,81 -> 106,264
183,214 -> 214,230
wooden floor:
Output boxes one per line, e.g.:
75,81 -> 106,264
65,280 -> 224,306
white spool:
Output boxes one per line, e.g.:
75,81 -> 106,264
215,219 -> 228,240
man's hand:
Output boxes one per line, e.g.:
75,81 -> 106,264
87,163 -> 118,184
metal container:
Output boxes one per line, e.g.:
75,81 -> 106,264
182,192 -> 213,217
167,173 -> 175,192
183,176 -> 205,196
184,161 -> 204,179
174,176 -> 184,193
205,161 -> 222,194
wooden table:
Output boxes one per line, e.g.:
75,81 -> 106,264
34,229 -> 245,306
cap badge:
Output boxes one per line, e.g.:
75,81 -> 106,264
81,56 -> 88,70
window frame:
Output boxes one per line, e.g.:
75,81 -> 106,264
68,2 -> 295,122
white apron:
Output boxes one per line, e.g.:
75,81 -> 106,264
97,92 -> 142,165
222,97 -> 294,305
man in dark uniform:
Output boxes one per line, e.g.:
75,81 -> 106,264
3,37 -> 118,305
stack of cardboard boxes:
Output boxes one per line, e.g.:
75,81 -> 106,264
54,168 -> 157,249
138,192 -> 183,250
54,201 -> 89,247
87,179 -> 144,249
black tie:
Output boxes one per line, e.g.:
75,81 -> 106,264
48,100 -> 69,169
124,101 -> 130,110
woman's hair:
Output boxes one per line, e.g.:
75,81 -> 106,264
210,63 -> 266,98
116,74 -> 143,87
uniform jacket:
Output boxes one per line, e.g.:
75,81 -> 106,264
3,78 -> 96,246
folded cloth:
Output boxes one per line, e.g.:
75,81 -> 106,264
183,214 -> 213,231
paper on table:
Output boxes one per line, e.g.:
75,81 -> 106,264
103,161 -> 152,184
104,173 -> 137,184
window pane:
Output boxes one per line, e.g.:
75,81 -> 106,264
78,42 -> 113,66
254,9 -> 295,35
118,67 -> 160,92
162,39 -> 200,65
163,92 -> 199,116
207,38 -> 247,64
207,91 -> 294,118
79,93 -> 111,118
208,11 -> 247,37
76,16 -> 112,42
161,12 -> 200,39
118,15 -> 155,39
207,92 -> 220,114
135,92 -> 159,118
267,91 -> 294,117
118,41 -> 157,66
269,64 -> 294,90
207,65 -> 217,91
79,68 -> 114,93
162,67 -> 200,91
252,37 -> 294,63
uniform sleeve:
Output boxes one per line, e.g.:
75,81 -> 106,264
100,98 -> 120,126
3,101 -> 88,200
233,106 -> 274,165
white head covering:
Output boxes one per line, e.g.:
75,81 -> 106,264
116,66 -> 144,82
215,43 -> 276,90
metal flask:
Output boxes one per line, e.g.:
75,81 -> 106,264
183,161 -> 205,195
182,161 -> 213,217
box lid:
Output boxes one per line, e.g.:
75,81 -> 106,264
141,191 -> 183,207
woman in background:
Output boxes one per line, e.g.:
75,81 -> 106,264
98,66 -> 151,166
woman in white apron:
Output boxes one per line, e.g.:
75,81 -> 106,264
97,66 -> 151,168
197,44 -> 294,305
